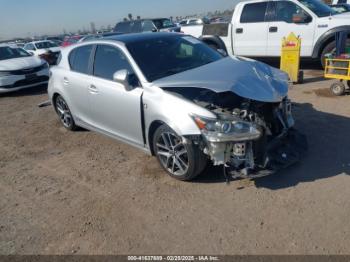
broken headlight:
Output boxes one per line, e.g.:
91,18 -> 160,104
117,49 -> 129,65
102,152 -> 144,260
192,115 -> 261,142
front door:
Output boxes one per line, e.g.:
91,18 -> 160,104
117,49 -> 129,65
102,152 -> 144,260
88,44 -> 144,147
266,1 -> 316,57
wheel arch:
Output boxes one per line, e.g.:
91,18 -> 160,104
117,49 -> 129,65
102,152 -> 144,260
312,26 -> 350,59
148,120 -> 166,156
51,92 -> 62,113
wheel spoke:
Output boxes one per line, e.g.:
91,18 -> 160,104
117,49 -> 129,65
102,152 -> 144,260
173,157 -> 185,173
157,151 -> 172,159
176,149 -> 187,157
176,155 -> 188,170
157,130 -> 189,177
167,133 -> 174,148
171,156 -> 176,173
161,133 -> 171,148
56,106 -> 65,115
156,143 -> 170,152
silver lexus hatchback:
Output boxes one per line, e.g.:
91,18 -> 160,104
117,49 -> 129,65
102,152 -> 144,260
48,33 -> 306,181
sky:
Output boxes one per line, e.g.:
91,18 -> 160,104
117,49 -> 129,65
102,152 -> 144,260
0,0 -> 238,40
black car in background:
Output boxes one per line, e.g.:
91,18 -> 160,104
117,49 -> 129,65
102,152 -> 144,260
114,18 -> 181,34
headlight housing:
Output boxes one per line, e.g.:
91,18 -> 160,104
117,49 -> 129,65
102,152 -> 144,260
192,114 -> 261,142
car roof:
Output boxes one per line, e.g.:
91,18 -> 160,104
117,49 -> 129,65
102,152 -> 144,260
104,32 -> 181,44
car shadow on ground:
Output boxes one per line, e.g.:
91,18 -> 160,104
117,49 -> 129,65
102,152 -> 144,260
194,102 -> 350,189
0,84 -> 48,98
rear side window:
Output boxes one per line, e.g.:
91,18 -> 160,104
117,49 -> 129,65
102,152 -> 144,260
93,45 -> 133,80
240,2 -> 268,23
69,45 -> 93,74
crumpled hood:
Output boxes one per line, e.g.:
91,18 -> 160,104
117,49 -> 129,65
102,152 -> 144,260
153,56 -> 289,103
0,56 -> 44,71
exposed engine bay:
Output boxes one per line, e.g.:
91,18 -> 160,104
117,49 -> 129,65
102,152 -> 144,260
164,87 -> 308,179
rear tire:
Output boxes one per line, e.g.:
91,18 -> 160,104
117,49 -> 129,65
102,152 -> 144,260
153,124 -> 207,181
54,95 -> 78,131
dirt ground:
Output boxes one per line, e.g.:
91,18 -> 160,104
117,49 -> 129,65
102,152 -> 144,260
0,63 -> 350,255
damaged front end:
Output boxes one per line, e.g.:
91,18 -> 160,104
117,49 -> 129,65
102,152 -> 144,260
156,57 -> 307,179
191,94 -> 307,179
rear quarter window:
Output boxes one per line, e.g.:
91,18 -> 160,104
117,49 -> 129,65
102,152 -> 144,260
240,2 -> 268,23
68,45 -> 93,74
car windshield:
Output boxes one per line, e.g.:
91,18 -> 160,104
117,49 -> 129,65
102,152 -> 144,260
0,46 -> 31,61
152,19 -> 175,29
126,35 -> 223,82
35,41 -> 58,49
298,0 -> 337,17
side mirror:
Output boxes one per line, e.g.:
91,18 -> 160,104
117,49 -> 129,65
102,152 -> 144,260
113,69 -> 133,91
152,28 -> 158,32
292,13 -> 311,24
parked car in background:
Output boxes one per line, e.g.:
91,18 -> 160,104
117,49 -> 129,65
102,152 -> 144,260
78,32 -> 123,43
210,17 -> 227,23
114,18 -> 181,34
24,40 -> 61,65
0,44 -> 49,93
181,0 -> 350,67
329,3 -> 350,13
48,33 -> 306,181
61,35 -> 84,47
50,40 -> 63,46
179,18 -> 210,26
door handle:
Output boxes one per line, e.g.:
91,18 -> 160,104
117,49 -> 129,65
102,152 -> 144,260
63,77 -> 69,85
269,27 -> 278,33
236,28 -> 243,34
89,85 -> 98,94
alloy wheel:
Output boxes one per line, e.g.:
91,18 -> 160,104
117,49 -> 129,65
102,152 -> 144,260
156,132 -> 189,176
55,96 -> 73,128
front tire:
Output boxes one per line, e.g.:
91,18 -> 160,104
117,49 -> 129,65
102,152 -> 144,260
54,95 -> 78,131
153,124 -> 207,181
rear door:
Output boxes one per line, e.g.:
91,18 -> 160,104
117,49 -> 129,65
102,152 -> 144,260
233,2 -> 269,56
266,1 -> 316,57
64,44 -> 94,125
88,44 -> 144,146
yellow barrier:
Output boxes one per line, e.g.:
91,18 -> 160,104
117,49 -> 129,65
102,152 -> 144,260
280,32 -> 303,83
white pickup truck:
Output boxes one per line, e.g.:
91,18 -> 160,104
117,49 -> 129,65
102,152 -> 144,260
181,0 -> 350,66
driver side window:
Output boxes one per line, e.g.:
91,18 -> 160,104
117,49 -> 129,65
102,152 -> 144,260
93,45 -> 139,86
273,1 -> 311,23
